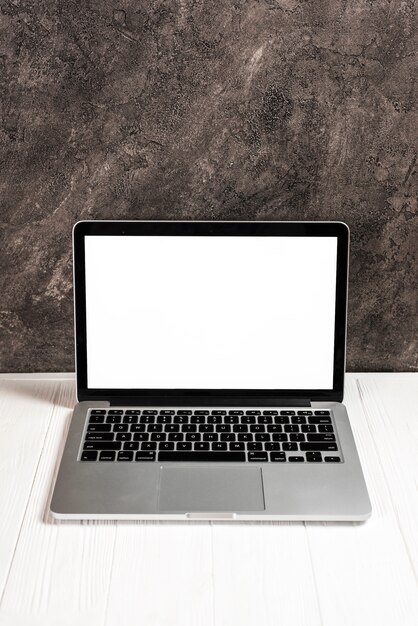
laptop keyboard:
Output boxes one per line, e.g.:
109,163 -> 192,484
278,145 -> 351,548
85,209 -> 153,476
79,409 -> 342,463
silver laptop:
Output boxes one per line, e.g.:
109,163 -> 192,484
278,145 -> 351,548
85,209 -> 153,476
50,220 -> 371,521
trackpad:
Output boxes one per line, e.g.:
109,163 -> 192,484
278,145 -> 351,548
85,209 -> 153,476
158,466 -> 265,512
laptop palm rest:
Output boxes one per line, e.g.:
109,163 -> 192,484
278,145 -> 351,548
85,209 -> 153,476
158,466 -> 265,512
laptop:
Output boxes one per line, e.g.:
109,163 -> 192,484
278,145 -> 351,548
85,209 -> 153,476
50,220 -> 371,521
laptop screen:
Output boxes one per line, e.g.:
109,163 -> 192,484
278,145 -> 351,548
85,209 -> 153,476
84,235 -> 338,390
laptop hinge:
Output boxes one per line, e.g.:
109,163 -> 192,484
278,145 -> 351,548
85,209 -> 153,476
109,397 -> 312,407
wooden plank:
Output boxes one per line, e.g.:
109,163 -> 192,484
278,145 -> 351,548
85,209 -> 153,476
0,380 -> 68,598
0,380 -> 117,626
305,375 -> 418,626
355,373 -> 418,576
211,521 -> 322,626
104,521 -> 214,626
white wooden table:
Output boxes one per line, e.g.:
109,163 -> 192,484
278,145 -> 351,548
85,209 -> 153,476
0,373 -> 417,626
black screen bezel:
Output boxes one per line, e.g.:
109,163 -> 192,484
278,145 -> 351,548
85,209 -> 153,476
74,220 -> 348,404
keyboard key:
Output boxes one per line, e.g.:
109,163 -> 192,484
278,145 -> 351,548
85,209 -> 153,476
177,442 -> 192,450
282,442 -> 297,451
297,411 -> 312,415
225,416 -> 239,424
123,415 -> 138,424
301,425 -> 316,433
220,433 -> 235,442
280,411 -> 295,415
113,424 -> 129,432
274,416 -> 289,424
186,433 -> 201,441
284,425 -> 299,433
248,452 -> 268,462
238,433 -> 253,442
158,452 -> 246,462
250,424 -> 265,433
81,451 -> 97,461
263,410 -> 278,415
289,433 -> 305,442
191,415 -> 206,424
300,443 -> 338,452
199,424 -> 214,432
216,424 -> 231,432
106,415 -> 122,424
255,433 -> 270,442
131,424 -> 146,432
265,442 -> 281,451
318,425 -> 334,433
168,433 -> 183,441
99,451 -> 116,461
182,424 -> 197,432
267,425 -> 282,433
165,424 -> 180,432
140,415 -> 156,423
157,415 -> 172,423
207,416 -> 221,424
91,410 -> 106,415
116,433 -> 132,441
195,442 -> 210,451
233,424 -> 248,433
151,433 -> 166,441
211,410 -> 226,415
136,451 -> 156,461
246,410 -> 261,415
124,442 -> 139,451
143,410 -> 158,415
325,456 -> 341,462
203,433 -> 218,442
133,433 -> 149,441
212,442 -> 227,451
125,410 -> 141,415
84,442 -> 121,451
272,434 -> 288,442
291,416 -> 306,424
257,416 -> 272,424
160,442 -> 175,450
195,410 -> 209,415
174,415 -> 189,423
230,442 -> 245,451
148,424 -> 163,432
306,452 -> 322,462
118,451 -> 133,461
307,434 -> 335,442
85,433 -> 114,441
315,410 -> 330,415
270,452 -> 286,462
242,416 -> 256,424
160,410 -> 175,415
108,410 -> 123,415
289,456 -> 304,462
229,410 -> 244,415
141,442 -> 157,450
308,416 -> 332,424
247,442 -> 262,451
88,415 -> 105,423
177,410 -> 192,415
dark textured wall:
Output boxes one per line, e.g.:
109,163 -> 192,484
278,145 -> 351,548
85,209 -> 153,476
0,0 -> 417,373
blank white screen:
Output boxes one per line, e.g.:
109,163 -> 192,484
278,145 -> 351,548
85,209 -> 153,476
85,236 -> 337,389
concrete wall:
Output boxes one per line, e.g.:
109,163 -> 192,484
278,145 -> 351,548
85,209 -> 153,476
1,0 -> 417,372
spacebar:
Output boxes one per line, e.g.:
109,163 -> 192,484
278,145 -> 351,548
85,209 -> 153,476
158,452 -> 246,462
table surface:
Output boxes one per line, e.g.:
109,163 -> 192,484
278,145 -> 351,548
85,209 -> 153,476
0,373 -> 417,626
